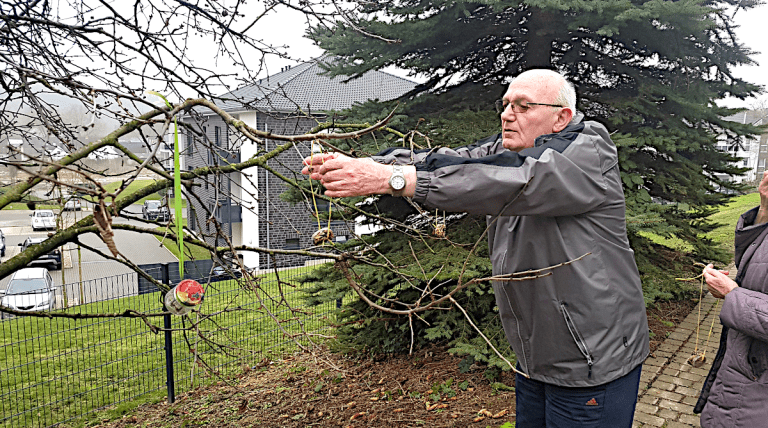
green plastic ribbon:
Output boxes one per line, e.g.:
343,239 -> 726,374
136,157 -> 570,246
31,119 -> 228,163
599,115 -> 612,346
148,91 -> 184,278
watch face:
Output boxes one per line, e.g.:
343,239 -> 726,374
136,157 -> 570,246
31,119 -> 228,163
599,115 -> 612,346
391,176 -> 406,190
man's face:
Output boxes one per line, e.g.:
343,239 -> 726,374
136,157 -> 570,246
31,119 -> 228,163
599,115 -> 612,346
500,76 -> 563,151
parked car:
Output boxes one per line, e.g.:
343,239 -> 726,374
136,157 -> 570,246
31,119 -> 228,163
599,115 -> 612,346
63,198 -> 82,211
0,229 -> 5,257
142,200 -> 170,222
0,267 -> 56,313
30,210 -> 56,231
211,265 -> 242,281
19,237 -> 62,270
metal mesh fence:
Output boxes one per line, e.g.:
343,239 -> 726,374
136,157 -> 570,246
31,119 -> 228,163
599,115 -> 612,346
0,261 -> 332,427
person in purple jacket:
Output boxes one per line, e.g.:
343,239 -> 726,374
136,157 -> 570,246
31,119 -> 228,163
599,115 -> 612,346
696,171 -> 768,426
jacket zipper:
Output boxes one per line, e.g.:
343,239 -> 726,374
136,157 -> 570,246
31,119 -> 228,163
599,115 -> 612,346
500,250 -> 529,375
560,302 -> 594,379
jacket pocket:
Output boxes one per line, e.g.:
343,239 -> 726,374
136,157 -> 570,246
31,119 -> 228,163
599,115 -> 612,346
748,339 -> 768,380
561,302 -> 595,379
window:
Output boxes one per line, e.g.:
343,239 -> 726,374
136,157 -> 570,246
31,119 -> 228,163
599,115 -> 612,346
313,199 -> 331,213
284,237 -> 300,250
215,126 -> 220,147
761,146 -> 767,153
760,159 -> 766,168
743,159 -> 749,167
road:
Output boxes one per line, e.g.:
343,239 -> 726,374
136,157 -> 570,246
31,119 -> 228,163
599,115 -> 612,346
0,205 -> 179,310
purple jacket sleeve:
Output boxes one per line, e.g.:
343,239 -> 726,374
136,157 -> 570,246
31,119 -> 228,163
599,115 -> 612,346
720,286 -> 768,342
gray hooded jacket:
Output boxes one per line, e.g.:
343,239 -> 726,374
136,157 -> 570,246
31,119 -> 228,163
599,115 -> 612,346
372,116 -> 649,387
697,206 -> 768,427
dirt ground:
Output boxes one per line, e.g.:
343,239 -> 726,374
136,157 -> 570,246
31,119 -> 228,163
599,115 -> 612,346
93,300 -> 697,428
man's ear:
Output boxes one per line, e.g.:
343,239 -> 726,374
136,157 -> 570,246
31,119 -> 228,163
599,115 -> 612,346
552,108 -> 574,133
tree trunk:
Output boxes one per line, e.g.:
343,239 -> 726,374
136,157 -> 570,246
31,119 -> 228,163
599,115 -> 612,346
525,7 -> 556,69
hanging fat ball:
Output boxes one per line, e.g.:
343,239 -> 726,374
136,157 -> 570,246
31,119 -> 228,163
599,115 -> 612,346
312,227 -> 334,245
687,353 -> 706,367
433,222 -> 446,238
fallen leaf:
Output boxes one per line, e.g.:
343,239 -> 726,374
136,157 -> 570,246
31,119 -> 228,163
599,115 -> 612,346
350,412 -> 367,420
426,403 -> 440,411
237,399 -> 248,414
474,416 -> 486,422
378,377 -> 385,384
436,404 -> 448,409
478,409 -> 493,417
493,409 -> 509,418
370,397 -> 379,401
393,408 -> 404,413
346,401 -> 357,409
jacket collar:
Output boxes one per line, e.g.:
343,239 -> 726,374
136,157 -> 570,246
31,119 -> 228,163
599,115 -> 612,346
534,111 -> 585,148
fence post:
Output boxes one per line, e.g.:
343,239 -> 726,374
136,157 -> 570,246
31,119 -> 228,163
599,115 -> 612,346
161,263 -> 176,404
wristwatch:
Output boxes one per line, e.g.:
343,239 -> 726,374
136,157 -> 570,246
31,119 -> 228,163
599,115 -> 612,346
389,164 -> 406,196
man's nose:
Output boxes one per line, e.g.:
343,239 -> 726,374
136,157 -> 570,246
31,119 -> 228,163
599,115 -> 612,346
501,108 -> 516,123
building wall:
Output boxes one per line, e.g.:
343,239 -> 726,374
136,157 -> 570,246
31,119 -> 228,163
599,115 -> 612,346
184,111 -> 350,269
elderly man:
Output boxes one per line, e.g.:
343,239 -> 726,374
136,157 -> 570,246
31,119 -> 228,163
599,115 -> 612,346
303,69 -> 649,427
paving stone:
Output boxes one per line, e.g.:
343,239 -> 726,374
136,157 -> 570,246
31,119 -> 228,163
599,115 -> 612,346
639,395 -> 660,405
658,374 -> 693,387
654,380 -> 676,391
634,411 -> 665,427
666,421 -> 697,428
653,350 -> 674,359
659,343 -> 682,353
645,357 -> 667,367
658,408 -> 680,420
635,403 -> 659,415
682,395 -> 700,406
679,413 -> 702,426
674,385 -> 702,397
644,364 -> 663,375
646,388 -> 683,401
689,367 -> 710,376
678,371 -> 703,382
658,399 -> 694,413
668,331 -> 693,341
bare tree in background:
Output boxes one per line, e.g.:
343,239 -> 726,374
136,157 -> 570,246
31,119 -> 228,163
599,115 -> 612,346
0,0 -> 512,369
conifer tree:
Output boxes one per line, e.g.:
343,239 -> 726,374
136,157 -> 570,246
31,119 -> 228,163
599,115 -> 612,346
298,0 -> 765,359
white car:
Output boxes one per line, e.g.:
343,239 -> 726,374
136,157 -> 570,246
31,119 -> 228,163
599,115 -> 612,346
64,198 -> 82,211
0,267 -> 56,313
30,210 -> 56,231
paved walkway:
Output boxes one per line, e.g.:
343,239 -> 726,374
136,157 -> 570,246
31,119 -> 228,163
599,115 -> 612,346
633,291 -> 724,427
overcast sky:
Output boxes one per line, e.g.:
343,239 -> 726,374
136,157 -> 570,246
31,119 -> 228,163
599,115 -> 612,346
247,4 -> 768,109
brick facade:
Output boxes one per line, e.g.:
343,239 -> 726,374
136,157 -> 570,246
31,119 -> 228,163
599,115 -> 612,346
184,112 -> 349,269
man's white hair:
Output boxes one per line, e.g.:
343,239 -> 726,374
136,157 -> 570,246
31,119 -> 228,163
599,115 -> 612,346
513,69 -> 576,114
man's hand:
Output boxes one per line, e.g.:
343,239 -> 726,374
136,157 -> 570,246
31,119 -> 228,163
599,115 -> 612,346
702,264 -> 738,299
302,153 -> 390,198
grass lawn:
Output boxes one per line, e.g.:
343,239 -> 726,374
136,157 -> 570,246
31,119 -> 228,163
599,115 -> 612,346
154,218 -> 211,260
638,192 -> 759,254
707,192 -> 760,250
0,267 -> 331,428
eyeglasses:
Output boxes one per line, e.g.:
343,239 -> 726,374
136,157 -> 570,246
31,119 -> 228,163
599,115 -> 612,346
495,99 -> 564,114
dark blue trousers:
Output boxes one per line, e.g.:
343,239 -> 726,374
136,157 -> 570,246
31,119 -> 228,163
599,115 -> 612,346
515,364 -> 642,428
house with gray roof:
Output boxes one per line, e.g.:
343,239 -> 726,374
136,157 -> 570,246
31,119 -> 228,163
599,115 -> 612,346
183,56 -> 416,269
716,109 -> 768,186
